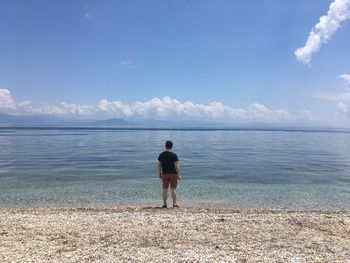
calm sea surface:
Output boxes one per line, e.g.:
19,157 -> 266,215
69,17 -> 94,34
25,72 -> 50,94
0,127 -> 349,209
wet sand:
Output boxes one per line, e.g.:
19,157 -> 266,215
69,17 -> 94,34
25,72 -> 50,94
0,206 -> 349,262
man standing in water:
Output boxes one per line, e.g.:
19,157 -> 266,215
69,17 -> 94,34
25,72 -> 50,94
157,140 -> 181,208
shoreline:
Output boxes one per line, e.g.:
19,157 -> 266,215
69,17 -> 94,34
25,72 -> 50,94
1,203 -> 350,212
1,199 -> 350,211
1,205 -> 349,262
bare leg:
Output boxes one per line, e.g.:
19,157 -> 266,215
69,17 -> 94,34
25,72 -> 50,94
171,188 -> 177,205
162,188 -> 168,206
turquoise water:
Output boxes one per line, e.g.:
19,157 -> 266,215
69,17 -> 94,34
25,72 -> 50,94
0,127 -> 349,209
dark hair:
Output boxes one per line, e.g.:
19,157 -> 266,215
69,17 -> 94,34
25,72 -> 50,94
165,140 -> 173,149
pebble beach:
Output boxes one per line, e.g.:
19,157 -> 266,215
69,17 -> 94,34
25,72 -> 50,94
0,206 -> 349,262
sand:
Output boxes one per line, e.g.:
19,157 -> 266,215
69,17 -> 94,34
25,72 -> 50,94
0,205 -> 349,262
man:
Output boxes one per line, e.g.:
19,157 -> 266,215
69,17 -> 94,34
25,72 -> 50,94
157,140 -> 181,208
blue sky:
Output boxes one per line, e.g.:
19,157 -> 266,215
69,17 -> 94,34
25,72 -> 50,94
0,0 -> 350,126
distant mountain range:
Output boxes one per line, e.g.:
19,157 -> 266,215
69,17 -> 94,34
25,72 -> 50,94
0,113 -> 133,127
0,113 -> 65,125
84,118 -> 132,126
0,112 -> 337,130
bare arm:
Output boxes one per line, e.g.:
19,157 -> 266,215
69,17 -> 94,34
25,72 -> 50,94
157,161 -> 162,178
175,161 -> 181,180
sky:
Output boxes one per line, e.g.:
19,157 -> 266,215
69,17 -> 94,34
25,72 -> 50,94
0,0 -> 350,126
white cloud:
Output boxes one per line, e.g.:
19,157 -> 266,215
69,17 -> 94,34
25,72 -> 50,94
339,74 -> 350,85
17,100 -> 31,107
97,96 -> 291,121
44,102 -> 93,115
0,89 -> 16,109
0,89 -> 309,123
16,100 -> 94,115
295,32 -> 322,65
297,109 -> 313,121
295,0 -> 350,64
247,103 -> 289,120
60,102 -> 94,115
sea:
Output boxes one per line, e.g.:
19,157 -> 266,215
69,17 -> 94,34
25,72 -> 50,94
0,127 -> 349,210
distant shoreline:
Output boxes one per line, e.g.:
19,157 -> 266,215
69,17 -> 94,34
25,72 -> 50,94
1,125 -> 350,134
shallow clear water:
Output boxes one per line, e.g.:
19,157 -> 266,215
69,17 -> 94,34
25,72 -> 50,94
0,127 -> 349,209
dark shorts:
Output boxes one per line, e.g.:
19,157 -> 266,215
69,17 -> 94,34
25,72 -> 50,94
162,173 -> 178,189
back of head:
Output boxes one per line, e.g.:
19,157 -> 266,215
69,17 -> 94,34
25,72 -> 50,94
165,140 -> 173,150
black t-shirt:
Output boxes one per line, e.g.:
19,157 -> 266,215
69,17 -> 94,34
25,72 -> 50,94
158,151 -> 178,174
